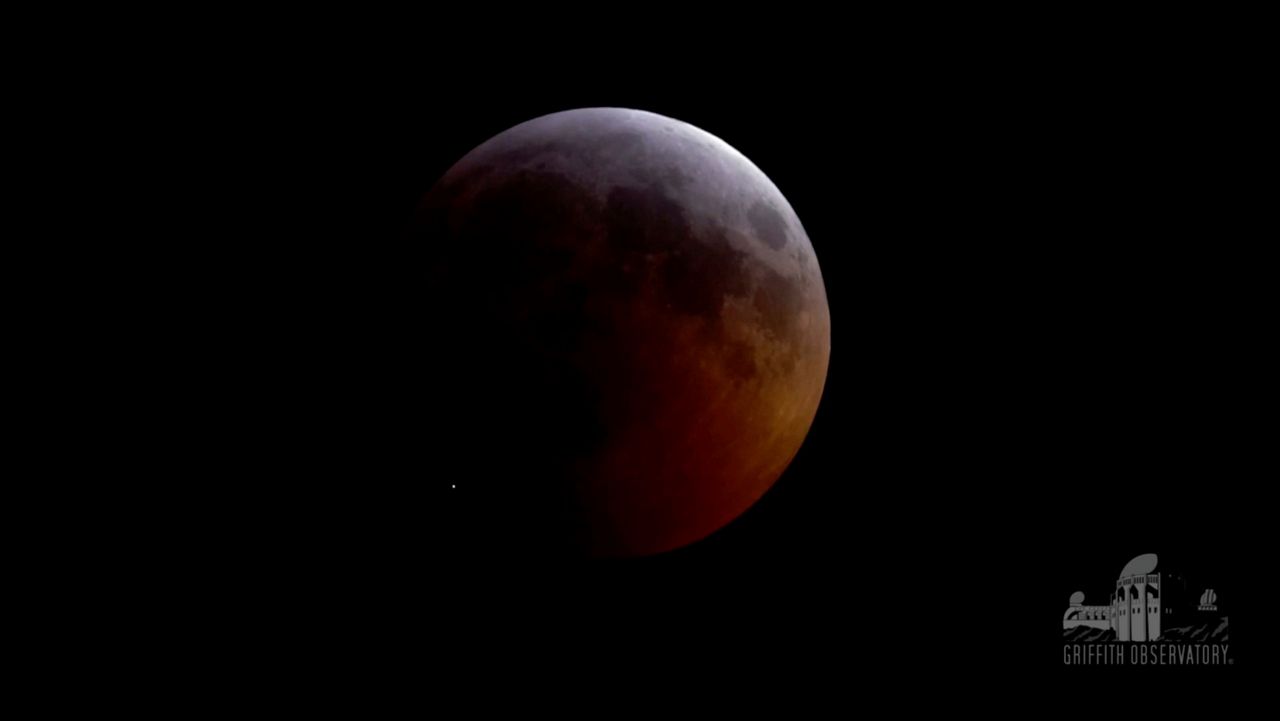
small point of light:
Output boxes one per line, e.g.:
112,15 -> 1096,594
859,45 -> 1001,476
452,484 -> 456,488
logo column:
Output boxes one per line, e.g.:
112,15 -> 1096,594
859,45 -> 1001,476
1148,574 -> 1160,640
1132,575 -> 1147,642
1117,579 -> 1130,641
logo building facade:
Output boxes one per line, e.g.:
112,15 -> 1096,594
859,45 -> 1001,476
1064,553 -> 1199,642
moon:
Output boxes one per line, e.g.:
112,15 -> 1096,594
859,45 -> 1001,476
419,108 -> 830,558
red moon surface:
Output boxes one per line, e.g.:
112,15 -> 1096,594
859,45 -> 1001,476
420,108 -> 830,557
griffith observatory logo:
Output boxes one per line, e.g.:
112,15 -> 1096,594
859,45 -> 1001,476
1062,553 -> 1231,666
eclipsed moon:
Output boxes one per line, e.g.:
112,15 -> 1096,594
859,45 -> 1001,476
419,108 -> 830,558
